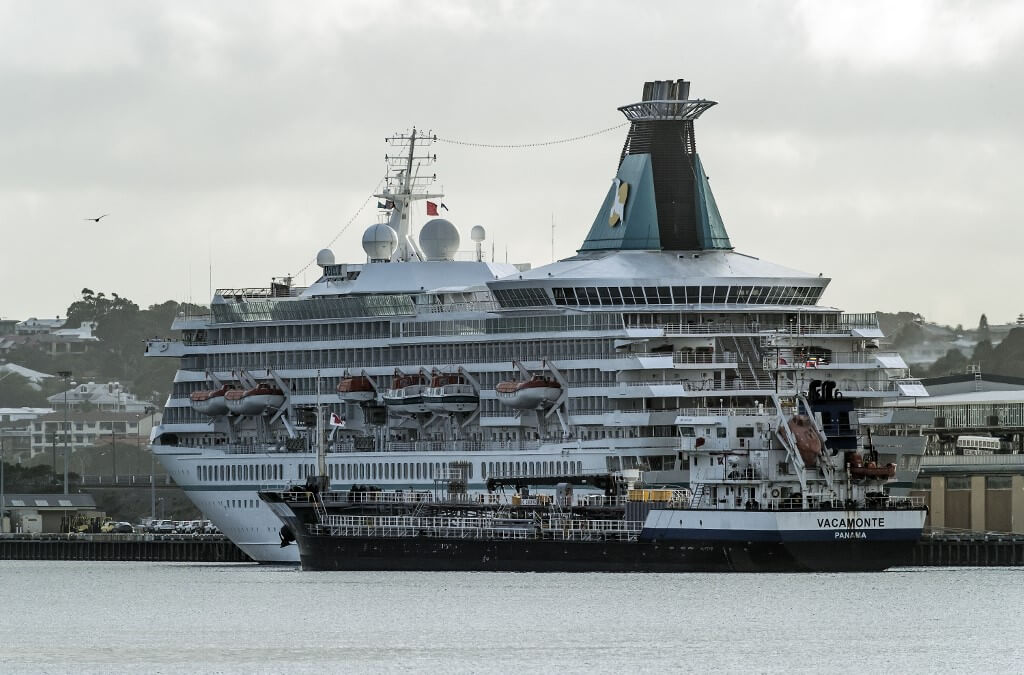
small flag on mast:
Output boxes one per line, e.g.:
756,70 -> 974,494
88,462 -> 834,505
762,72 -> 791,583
329,413 -> 345,428
426,201 -> 439,216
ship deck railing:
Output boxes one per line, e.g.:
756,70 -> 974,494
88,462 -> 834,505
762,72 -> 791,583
670,494 -> 926,511
310,514 -> 645,541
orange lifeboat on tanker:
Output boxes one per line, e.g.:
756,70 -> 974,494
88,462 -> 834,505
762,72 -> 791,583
846,452 -> 897,479
784,415 -> 822,467
495,375 -> 561,410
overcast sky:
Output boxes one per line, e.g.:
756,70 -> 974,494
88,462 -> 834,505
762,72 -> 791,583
2,0 -> 1022,328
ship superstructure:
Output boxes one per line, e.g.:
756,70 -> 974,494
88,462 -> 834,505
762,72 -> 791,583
146,80 -> 928,563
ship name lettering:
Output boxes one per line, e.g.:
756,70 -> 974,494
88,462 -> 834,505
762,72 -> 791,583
816,517 -> 885,529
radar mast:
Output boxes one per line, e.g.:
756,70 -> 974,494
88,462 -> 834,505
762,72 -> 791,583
374,128 -> 444,262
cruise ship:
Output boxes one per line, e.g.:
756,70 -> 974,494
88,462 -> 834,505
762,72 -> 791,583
145,78 -> 929,563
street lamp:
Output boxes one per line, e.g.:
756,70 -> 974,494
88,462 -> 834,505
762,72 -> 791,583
56,371 -> 73,495
1,433 -> 6,534
145,405 -> 157,520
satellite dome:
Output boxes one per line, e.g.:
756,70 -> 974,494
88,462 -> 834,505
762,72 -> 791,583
470,225 -> 486,243
316,248 -> 335,267
361,224 -> 398,261
419,219 -> 460,261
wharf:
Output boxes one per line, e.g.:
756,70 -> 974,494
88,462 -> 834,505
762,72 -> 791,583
0,534 -> 252,563
912,532 -> 1024,567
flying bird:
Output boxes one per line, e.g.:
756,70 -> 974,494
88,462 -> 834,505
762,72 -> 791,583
84,214 -> 109,222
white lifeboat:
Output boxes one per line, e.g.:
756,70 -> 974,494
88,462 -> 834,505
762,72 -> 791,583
424,373 -> 478,413
495,376 -> 561,410
337,375 -> 376,403
225,383 -> 286,416
189,384 -> 234,416
382,373 -> 429,414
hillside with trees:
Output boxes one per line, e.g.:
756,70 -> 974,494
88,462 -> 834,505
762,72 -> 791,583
2,289 -> 204,405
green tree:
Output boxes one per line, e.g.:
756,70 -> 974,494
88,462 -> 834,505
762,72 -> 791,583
0,372 -> 50,407
978,313 -> 991,342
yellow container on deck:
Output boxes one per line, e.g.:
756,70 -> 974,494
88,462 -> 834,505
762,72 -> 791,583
628,489 -> 674,502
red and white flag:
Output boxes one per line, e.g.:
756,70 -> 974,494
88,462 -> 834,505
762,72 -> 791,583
329,413 -> 345,428
426,201 -> 439,216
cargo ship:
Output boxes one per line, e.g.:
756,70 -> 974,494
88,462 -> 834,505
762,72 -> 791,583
260,393 -> 928,572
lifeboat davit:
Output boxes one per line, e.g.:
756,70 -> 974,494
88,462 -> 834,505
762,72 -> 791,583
495,376 -> 561,410
424,373 -> 478,413
846,452 -> 897,479
337,375 -> 376,402
225,383 -> 286,416
785,415 -> 822,467
189,385 -> 234,416
382,373 -> 429,414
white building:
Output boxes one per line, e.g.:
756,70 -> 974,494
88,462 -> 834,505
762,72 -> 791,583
48,381 -> 153,413
29,410 -> 161,456
15,317 -> 65,335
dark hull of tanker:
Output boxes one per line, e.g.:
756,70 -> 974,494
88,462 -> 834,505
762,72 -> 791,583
294,534 -> 917,573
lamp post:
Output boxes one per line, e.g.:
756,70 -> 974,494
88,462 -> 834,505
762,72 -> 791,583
145,406 -> 157,520
1,433 -> 6,534
56,370 -> 72,495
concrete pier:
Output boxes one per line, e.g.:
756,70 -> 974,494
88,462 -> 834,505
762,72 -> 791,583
913,532 -> 1024,567
0,534 -> 251,563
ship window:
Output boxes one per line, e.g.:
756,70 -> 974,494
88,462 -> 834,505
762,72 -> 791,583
598,287 -> 613,305
716,428 -> 728,439
711,286 -> 727,303
657,287 -> 672,304
736,427 -> 755,438
679,426 -> 695,437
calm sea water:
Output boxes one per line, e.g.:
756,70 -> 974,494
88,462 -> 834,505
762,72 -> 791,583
0,562 -> 1020,674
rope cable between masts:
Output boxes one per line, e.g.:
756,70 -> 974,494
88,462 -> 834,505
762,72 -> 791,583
436,122 -> 628,149
295,179 -> 384,276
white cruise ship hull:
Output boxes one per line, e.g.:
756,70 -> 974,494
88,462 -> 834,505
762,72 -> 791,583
153,437 -> 680,563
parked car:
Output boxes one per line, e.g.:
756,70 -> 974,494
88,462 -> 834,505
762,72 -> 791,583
151,519 -> 176,534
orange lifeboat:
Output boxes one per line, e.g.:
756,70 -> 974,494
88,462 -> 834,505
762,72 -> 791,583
382,372 -> 429,413
495,376 -> 561,410
337,375 -> 376,402
225,383 -> 285,416
424,373 -> 478,413
189,384 -> 234,416
846,452 -> 897,479
785,415 -> 822,467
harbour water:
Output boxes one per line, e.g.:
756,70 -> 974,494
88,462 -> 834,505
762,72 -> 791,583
0,562 -> 1021,674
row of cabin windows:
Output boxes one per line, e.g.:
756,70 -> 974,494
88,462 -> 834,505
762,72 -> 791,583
198,337 -> 616,377
198,464 -> 284,482
196,459 -> 586,483
551,286 -> 824,307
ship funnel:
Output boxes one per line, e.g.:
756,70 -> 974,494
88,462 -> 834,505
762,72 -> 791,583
578,78 -> 732,253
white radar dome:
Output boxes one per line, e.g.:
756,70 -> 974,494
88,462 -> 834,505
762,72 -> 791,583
419,218 -> 460,261
362,223 -> 398,260
316,248 -> 335,267
470,225 -> 486,242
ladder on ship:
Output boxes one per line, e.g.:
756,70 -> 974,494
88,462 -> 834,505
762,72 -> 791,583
689,483 -> 707,508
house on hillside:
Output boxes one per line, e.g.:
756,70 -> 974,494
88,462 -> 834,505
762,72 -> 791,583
15,317 -> 65,335
48,381 -> 153,413
1,319 -> 99,356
